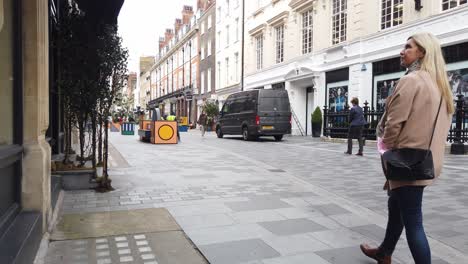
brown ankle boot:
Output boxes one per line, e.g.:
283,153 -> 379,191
360,244 -> 392,264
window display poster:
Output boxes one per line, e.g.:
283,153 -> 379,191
448,68 -> 468,103
376,78 -> 399,111
328,86 -> 348,112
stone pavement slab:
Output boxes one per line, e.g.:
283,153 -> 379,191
199,239 -> 280,264
51,208 -> 180,240
45,231 -> 207,264
48,130 -> 468,264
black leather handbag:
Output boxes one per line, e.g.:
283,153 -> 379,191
382,97 -> 442,181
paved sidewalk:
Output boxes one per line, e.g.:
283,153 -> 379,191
47,130 -> 468,264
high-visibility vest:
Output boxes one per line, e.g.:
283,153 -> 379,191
166,115 -> 176,121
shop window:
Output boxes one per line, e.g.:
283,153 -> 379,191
0,0 -> 14,145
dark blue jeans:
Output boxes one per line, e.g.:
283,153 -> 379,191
380,186 -> 431,264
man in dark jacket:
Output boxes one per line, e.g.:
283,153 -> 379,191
345,97 -> 366,156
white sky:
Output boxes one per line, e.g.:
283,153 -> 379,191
118,0 -> 197,73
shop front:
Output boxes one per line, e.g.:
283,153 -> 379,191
0,0 -> 23,240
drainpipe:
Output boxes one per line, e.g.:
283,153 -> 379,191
240,0 -> 245,91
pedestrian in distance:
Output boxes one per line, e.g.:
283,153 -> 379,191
344,97 -> 366,156
360,32 -> 454,264
197,111 -> 208,137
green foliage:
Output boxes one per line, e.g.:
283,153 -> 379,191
203,101 -> 219,125
203,101 -> 219,118
311,107 -> 322,124
56,2 -> 128,187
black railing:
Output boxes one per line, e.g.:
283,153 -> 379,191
447,94 -> 468,154
323,101 -> 383,140
323,96 -> 468,154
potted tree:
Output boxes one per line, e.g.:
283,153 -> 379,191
203,101 -> 219,131
311,107 -> 322,137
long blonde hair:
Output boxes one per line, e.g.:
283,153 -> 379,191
409,32 -> 455,114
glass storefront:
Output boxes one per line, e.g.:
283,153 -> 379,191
0,0 -> 14,146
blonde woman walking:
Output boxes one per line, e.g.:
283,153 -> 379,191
360,32 -> 454,264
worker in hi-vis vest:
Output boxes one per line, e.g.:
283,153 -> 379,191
166,112 -> 180,142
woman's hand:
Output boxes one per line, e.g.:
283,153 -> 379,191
383,180 -> 389,190
377,137 -> 389,154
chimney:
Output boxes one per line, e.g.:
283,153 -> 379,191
181,5 -> 194,25
197,0 -> 205,11
164,28 -> 174,43
174,18 -> 183,34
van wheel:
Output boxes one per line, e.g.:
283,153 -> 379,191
216,127 -> 223,138
242,127 -> 251,141
274,135 -> 283,141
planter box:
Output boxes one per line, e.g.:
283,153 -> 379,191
54,169 -> 98,190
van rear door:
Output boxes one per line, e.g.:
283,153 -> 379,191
257,90 -> 291,133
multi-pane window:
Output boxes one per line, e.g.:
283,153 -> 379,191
207,41 -> 211,57
207,68 -> 212,93
302,9 -> 313,54
217,7 -> 221,22
234,53 -> 239,82
225,57 -> 230,85
201,22 -> 205,34
208,15 -> 212,28
217,31 -> 221,50
275,25 -> 284,63
235,18 -> 239,42
256,35 -> 263,70
226,25 -> 230,46
226,0 -> 230,15
381,0 -> 403,29
442,0 -> 467,10
201,71 -> 205,93
201,43 -> 205,59
332,0 -> 347,45
192,64 -> 197,91
217,62 -> 221,88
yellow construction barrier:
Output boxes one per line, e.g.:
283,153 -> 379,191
153,121 -> 178,144
179,116 -> 188,126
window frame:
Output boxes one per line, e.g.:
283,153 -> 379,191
442,0 -> 468,11
380,0 -> 403,30
301,9 -> 313,54
275,24 -> 284,63
256,34 -> 264,70
332,0 -> 347,45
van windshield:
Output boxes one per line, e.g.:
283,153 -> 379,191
258,97 -> 290,112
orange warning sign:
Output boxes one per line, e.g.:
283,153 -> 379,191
154,121 -> 178,144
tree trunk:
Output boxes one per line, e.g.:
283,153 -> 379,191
91,111 -> 97,172
78,118 -> 85,166
98,113 -> 103,164
63,113 -> 72,164
98,115 -> 113,191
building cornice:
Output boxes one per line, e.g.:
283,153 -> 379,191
253,7 -> 265,17
248,23 -> 266,36
266,11 -> 289,27
289,0 -> 315,13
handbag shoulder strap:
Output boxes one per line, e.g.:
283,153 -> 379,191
428,97 -> 443,150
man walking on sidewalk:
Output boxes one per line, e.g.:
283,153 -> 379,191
197,111 -> 208,137
345,97 -> 366,156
